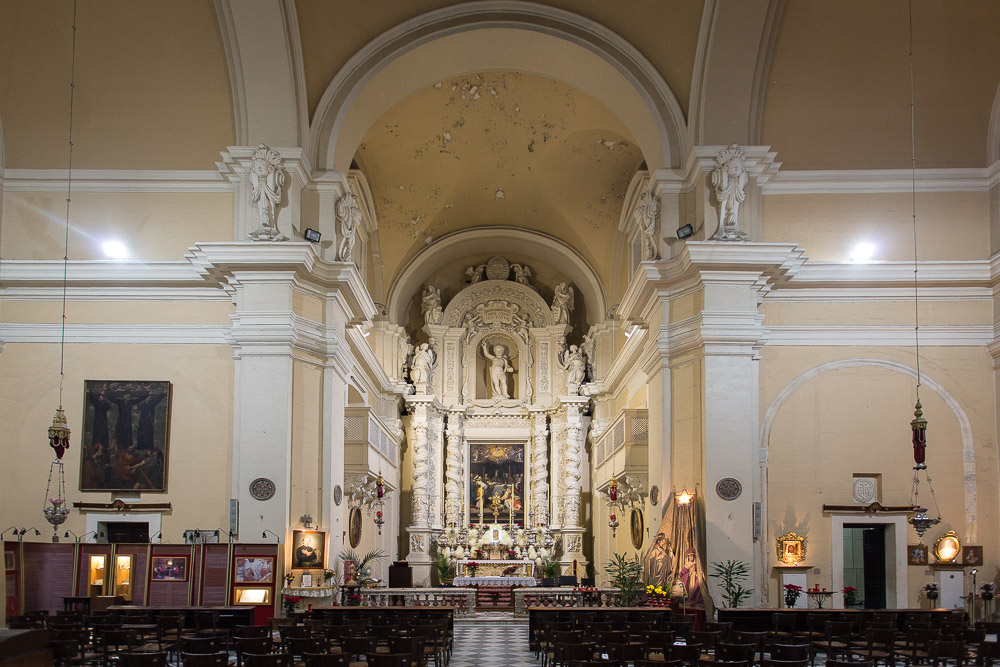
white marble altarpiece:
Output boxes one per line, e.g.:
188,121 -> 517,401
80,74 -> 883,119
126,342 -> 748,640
402,256 -> 591,585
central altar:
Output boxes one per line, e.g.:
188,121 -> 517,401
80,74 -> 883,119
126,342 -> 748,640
456,559 -> 534,578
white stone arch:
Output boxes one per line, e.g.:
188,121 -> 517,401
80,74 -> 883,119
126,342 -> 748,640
386,226 -> 606,327
759,357 -> 978,541
307,1 -> 687,172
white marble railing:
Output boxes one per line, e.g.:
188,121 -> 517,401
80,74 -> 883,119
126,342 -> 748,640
359,587 -> 477,614
513,588 -> 622,615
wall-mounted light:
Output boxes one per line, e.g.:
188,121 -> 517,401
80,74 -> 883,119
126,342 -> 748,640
304,228 -> 321,243
849,241 -> 876,263
676,489 -> 694,505
102,241 -> 128,260
676,224 -> 694,240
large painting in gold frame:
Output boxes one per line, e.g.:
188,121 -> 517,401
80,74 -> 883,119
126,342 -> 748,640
469,443 -> 525,525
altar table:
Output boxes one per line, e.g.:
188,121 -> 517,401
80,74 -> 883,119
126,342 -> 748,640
454,576 -> 536,587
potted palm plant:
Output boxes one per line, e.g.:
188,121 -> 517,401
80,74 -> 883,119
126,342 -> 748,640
433,551 -> 454,586
709,560 -> 754,608
605,552 -> 644,607
540,558 -> 559,587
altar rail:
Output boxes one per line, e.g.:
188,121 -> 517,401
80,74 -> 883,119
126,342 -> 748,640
359,588 -> 477,614
514,588 -> 621,615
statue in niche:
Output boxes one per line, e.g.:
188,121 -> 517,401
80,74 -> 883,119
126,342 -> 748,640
410,343 -> 435,392
421,286 -> 443,325
581,333 -> 597,381
710,144 -> 750,241
512,263 -> 532,286
248,144 -> 287,241
465,264 -> 486,283
482,342 -> 514,399
336,192 -> 361,261
550,282 -> 574,324
560,344 -> 587,387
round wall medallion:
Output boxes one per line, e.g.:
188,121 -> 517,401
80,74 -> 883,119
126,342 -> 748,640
716,477 -> 742,501
649,485 -> 660,506
249,477 -> 276,501
485,256 -> 510,281
333,485 -> 343,506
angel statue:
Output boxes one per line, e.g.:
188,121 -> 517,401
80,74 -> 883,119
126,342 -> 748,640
465,264 -> 486,284
410,343 -> 436,393
482,341 -> 513,399
550,282 -> 574,324
421,285 -> 443,325
512,263 -> 532,286
560,344 -> 587,388
710,144 -> 750,241
248,144 -> 287,241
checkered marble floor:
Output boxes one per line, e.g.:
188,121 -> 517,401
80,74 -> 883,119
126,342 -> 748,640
452,622 -> 536,666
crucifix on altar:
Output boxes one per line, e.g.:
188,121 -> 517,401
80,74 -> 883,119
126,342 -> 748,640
490,492 -> 503,523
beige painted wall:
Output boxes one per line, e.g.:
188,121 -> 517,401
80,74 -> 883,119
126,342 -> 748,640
0,342 -> 234,540
1,192 -> 234,261
760,345 -> 997,604
763,192 -> 990,262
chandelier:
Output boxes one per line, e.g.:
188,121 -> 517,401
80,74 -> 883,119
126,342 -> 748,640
348,472 -> 389,534
598,474 -> 646,537
903,0 -> 941,540
44,0 -> 81,542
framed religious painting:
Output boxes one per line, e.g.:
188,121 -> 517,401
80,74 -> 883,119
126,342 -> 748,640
962,545 -> 983,566
234,556 -> 274,583
907,544 -> 928,566
630,509 -> 644,550
150,557 -> 187,582
80,380 -> 172,492
348,508 -> 362,549
291,530 -> 325,569
468,443 -> 525,526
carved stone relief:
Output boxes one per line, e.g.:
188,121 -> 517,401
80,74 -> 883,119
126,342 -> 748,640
336,192 -> 361,261
711,144 -> 750,241
247,144 -> 287,241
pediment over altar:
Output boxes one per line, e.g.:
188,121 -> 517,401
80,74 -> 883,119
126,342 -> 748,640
441,280 -> 554,329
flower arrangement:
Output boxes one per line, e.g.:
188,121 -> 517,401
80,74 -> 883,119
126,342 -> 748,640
466,561 -> 479,576
284,572 -> 295,586
323,568 -> 337,583
842,585 -> 859,607
924,582 -> 939,600
281,594 -> 302,615
646,584 -> 668,607
981,583 -> 995,601
783,583 -> 803,608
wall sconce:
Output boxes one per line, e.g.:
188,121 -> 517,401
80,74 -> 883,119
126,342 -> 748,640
348,472 -> 390,535
599,475 -> 646,537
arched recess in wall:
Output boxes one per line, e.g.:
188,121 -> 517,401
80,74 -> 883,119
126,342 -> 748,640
385,226 -> 606,329
760,358 -> 978,542
307,1 -> 687,172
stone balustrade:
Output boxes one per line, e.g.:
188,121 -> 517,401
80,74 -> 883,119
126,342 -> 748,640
358,587 -> 477,614
513,587 -> 621,615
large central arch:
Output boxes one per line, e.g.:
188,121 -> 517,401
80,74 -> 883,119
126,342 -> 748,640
308,1 -> 687,172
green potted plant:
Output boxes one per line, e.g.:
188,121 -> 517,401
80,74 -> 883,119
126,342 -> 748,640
604,552 -> 644,607
709,560 -> 754,608
540,558 -> 559,587
842,585 -> 860,608
924,582 -> 939,606
433,551 -> 454,586
339,548 -> 387,587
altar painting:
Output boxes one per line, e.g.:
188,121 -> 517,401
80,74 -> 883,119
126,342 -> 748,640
469,443 -> 525,525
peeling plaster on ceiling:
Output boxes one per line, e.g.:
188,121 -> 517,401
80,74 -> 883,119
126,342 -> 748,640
354,71 -> 643,287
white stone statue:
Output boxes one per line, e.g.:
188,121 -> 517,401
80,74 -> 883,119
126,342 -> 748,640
550,282 -> 574,324
465,264 -> 486,283
634,189 -> 661,259
512,263 -> 532,286
481,341 -> 513,399
711,143 -> 750,241
336,192 -> 361,261
247,144 -> 286,241
560,344 -> 587,387
421,285 -> 443,325
410,343 -> 435,392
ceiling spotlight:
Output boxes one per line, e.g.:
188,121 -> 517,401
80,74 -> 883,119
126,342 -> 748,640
676,224 -> 694,240
304,228 -> 321,243
102,241 -> 128,260
849,242 -> 876,263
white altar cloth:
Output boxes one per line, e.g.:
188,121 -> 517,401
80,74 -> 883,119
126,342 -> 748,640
454,576 -> 536,587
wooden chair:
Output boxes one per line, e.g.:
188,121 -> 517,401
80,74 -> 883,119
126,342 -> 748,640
367,653 -> 417,667
761,660 -> 808,667
977,640 -> 1000,667
387,635 -> 428,667
120,652 -> 168,667
301,654 -> 350,667
770,615 -> 799,644
928,640 -> 968,667
733,631 -> 769,666
182,637 -> 224,654
180,652 -> 231,667
100,628 -> 139,666
851,629 -> 898,667
235,637 -> 274,667
606,641 -> 648,665
811,621 -> 854,666
285,637 -> 324,661
232,625 -> 271,639
243,653 -> 292,667
714,643 -> 756,663
636,661 -> 684,667
702,660 -> 750,667
670,643 -> 706,667
49,639 -> 83,667
895,627 -> 941,666
827,660 -> 874,667
337,635 -> 378,663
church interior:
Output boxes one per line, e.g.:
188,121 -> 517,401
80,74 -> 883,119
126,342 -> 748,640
3,0 -> 1000,651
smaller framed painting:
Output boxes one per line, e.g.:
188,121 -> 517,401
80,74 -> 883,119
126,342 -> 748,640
291,530 -> 325,569
151,557 -> 188,582
962,545 -> 983,566
234,556 -> 274,583
907,544 -> 928,566
4,551 -> 14,570
349,507 -> 363,549
300,573 -> 313,587
630,509 -> 644,550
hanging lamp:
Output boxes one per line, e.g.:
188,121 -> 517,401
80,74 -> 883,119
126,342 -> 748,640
904,0 -> 941,540
43,1 -> 80,541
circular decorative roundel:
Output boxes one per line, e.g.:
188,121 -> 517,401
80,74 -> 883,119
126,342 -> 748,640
649,485 -> 660,506
716,477 -> 742,501
485,256 -> 510,281
249,477 -> 276,501
333,485 -> 343,506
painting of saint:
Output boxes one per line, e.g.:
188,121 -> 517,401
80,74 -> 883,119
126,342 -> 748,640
80,381 -> 172,492
292,530 -> 326,569
468,443 -> 525,524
